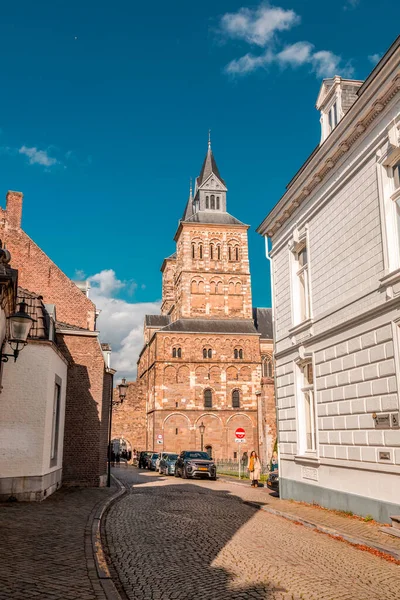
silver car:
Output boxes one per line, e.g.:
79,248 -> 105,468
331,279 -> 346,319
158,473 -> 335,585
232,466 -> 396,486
159,453 -> 178,475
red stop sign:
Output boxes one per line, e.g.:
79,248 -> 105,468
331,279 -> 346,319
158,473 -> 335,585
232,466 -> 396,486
235,428 -> 245,439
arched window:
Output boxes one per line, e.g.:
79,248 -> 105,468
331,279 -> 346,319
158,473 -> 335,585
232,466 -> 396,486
204,389 -> 213,408
206,196 -> 209,209
217,245 -> 221,260
172,348 -> 177,358
199,244 -> 203,259
210,244 -> 214,260
198,280 -> 205,293
172,347 -> 182,358
228,246 -> 232,261
211,195 -> 215,209
239,349 -> 243,359
203,348 -> 207,359
232,389 -> 240,408
210,281 -> 216,294
262,355 -> 274,378
203,347 -> 212,359
234,349 -> 238,359
235,247 -> 240,261
192,244 -> 195,259
208,348 -> 212,359
177,348 -> 182,358
216,196 -> 220,209
191,280 -> 197,293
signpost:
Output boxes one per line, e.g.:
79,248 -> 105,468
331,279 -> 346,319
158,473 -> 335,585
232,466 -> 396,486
235,428 -> 246,479
157,433 -> 163,445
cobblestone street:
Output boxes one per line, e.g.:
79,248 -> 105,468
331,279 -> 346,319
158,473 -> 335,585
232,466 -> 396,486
105,468 -> 400,600
0,485 -> 114,600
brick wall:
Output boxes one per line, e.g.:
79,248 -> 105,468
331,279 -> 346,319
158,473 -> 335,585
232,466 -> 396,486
111,379 -> 147,451
56,333 -> 108,486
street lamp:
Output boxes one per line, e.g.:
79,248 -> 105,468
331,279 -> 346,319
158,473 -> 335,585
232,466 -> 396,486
1,302 -> 34,363
117,378 -> 128,403
199,421 -> 205,452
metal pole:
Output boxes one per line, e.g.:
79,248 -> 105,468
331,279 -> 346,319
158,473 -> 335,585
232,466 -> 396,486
201,433 -> 203,452
238,447 -> 241,480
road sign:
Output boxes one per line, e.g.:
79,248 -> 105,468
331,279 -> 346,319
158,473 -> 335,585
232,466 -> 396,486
235,427 -> 245,439
235,438 -> 246,443
157,434 -> 163,440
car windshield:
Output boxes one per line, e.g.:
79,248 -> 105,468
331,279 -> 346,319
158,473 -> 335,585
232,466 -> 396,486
166,454 -> 178,461
185,452 -> 210,460
151,454 -> 159,459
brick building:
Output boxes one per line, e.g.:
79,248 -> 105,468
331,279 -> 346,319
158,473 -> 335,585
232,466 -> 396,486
257,39 -> 400,522
119,141 -> 275,461
0,191 -> 113,487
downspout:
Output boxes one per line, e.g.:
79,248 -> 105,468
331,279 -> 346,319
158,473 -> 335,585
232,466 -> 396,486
265,236 -> 280,475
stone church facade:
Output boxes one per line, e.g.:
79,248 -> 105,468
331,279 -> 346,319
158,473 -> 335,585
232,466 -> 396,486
114,142 -> 275,462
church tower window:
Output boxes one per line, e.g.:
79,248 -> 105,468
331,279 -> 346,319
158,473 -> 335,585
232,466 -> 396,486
206,196 -> 209,209
235,247 -> 240,261
192,244 -> 195,259
210,244 -> 214,260
216,196 -> 220,209
199,244 -> 203,259
204,389 -> 213,408
210,195 -> 215,209
217,245 -> 221,260
232,389 -> 240,408
172,347 -> 182,358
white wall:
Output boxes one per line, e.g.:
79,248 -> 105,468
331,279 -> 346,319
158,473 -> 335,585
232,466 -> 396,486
0,342 -> 67,478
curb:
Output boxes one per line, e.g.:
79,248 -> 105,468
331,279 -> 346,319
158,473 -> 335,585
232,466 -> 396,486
90,475 -> 127,600
218,475 -> 400,562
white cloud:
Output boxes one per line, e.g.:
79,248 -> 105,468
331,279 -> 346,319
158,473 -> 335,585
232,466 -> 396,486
84,269 -> 161,381
225,41 -> 351,78
368,53 -> 381,66
343,0 -> 360,10
220,3 -> 300,46
220,3 -> 351,79
19,145 -> 58,167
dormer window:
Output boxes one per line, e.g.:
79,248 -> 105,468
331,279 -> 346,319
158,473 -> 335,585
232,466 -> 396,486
328,102 -> 338,133
210,195 -> 215,209
216,196 -> 220,209
206,196 -> 209,209
316,77 -> 363,144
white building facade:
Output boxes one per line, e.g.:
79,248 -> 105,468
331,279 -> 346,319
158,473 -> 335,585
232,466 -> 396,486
258,38 -> 400,523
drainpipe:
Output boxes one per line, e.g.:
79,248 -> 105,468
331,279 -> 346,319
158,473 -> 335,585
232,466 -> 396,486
265,236 -> 280,475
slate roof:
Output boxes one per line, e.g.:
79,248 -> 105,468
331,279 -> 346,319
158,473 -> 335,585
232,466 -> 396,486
198,147 -> 225,186
253,308 -> 273,339
145,315 -> 171,327
182,197 -> 194,221
184,211 -> 246,226
18,288 -> 49,340
159,318 -> 259,334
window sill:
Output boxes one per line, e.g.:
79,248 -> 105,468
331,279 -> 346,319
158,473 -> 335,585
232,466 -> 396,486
294,454 -> 320,465
380,267 -> 400,287
288,318 -> 313,336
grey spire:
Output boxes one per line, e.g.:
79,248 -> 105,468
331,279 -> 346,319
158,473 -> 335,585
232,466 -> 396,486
181,178 -> 194,220
197,137 -> 225,186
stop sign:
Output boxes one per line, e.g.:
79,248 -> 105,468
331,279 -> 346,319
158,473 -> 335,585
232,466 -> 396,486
235,427 -> 245,439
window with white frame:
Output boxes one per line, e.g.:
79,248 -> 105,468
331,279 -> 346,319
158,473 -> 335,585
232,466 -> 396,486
292,242 -> 310,325
297,361 -> 316,455
381,154 -> 400,273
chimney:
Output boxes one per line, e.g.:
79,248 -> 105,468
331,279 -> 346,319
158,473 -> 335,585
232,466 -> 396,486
6,191 -> 23,229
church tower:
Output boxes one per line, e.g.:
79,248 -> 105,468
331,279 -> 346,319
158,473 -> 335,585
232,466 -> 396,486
161,139 -> 253,322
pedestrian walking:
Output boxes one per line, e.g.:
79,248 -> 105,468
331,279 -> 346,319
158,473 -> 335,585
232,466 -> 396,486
247,450 -> 261,488
241,451 -> 248,472
271,450 -> 278,472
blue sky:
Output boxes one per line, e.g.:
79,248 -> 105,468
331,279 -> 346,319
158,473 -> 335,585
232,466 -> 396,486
0,0 -> 397,377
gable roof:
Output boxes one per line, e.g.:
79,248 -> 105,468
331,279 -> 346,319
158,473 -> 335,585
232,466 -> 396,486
253,307 -> 273,339
145,315 -> 171,328
18,287 -> 49,340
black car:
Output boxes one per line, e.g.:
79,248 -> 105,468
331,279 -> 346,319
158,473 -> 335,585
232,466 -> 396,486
267,470 -> 279,494
174,451 -> 217,480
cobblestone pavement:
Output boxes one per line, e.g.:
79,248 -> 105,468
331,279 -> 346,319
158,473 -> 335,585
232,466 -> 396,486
105,468 -> 400,600
0,485 -> 114,600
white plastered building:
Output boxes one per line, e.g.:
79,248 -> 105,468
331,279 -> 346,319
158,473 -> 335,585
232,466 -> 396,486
258,37 -> 400,523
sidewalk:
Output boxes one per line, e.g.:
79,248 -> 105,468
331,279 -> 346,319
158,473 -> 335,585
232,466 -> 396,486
0,485 -> 115,600
218,475 -> 400,560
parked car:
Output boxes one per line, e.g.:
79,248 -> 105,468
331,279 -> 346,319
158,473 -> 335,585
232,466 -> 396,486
138,451 -> 151,469
159,453 -> 178,475
147,452 -> 160,471
174,451 -> 217,480
267,470 -> 279,494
